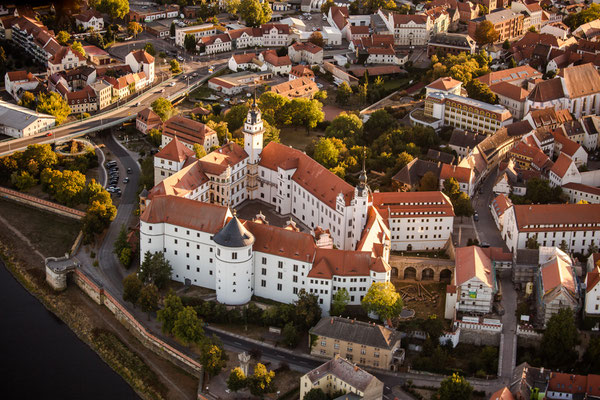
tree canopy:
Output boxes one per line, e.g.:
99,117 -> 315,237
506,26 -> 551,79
308,31 -> 324,48
466,80 -> 497,104
438,373 -> 473,400
361,282 -> 403,321
138,284 -> 159,318
419,171 -> 439,191
565,4 -> 600,30
326,113 -> 363,142
56,30 -> 70,45
18,91 -> 36,110
227,367 -> 247,392
541,308 -> 579,370
138,251 -> 173,289
71,41 -> 86,57
123,274 -> 143,305
184,34 -> 197,53
248,363 -> 275,397
330,288 -> 350,316
170,59 -> 182,74
173,306 -> 205,345
157,291 -> 184,334
36,92 -> 71,124
474,21 -> 499,45
127,22 -> 143,37
151,97 -> 174,121
239,0 -> 272,27
336,82 -> 353,106
90,0 -> 129,19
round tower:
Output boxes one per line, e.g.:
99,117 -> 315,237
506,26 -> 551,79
213,210 -> 255,305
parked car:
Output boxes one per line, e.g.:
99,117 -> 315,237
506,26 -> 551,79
127,168 -> 132,174
169,82 -> 176,87
177,55 -> 184,61
473,212 -> 479,222
123,177 -> 129,184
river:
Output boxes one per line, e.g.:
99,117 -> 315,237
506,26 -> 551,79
0,260 -> 139,399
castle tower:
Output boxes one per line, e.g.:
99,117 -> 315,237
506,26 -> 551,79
213,210 -> 255,305
351,149 -> 371,249
244,90 -> 265,199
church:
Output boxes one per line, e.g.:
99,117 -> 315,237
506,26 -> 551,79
140,99 -> 452,311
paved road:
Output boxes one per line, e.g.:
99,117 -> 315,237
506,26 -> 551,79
472,168 -> 506,249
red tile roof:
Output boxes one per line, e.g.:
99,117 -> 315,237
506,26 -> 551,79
199,142 -> 248,176
244,220 -> 316,263
490,81 -> 530,101
586,265 -> 600,294
550,153 -> 574,178
155,136 -> 194,162
372,191 -> 455,219
427,76 -> 462,91
454,246 -> 494,287
130,49 -> 155,64
513,203 -> 600,232
440,163 -> 472,184
547,373 -> 587,394
162,115 -> 217,146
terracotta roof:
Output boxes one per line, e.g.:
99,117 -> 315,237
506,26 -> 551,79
290,41 -> 323,54
289,65 -> 314,78
259,142 -> 354,209
227,27 -> 254,40
309,248 -> 379,279
310,317 -> 400,350
367,46 -> 395,55
261,49 -> 291,67
559,63 -> 600,99
349,25 -> 369,34
528,107 -> 572,127
201,33 -> 230,45
137,108 -> 162,125
199,141 -> 248,176
513,203 -> 600,231
553,131 -> 581,158
550,153 -> 574,178
528,78 -> 564,102
148,161 -> 209,199
586,265 -> 600,293
232,52 -> 258,64
454,246 -> 494,287
355,206 -> 391,256
393,13 -> 428,26
260,23 -> 290,34
155,136 -> 194,163
373,191 -> 455,220
427,76 -> 462,91
130,49 -> 155,64
141,195 -> 229,233
330,6 -> 349,30
270,77 -> 318,99
563,182 -> 600,196
489,386 -> 515,400
244,220 -> 315,262
490,81 -> 530,101
440,163 -> 472,184
49,46 -> 86,64
477,65 -> 541,86
491,194 -> 512,217
6,70 -> 36,82
76,9 -> 102,22
547,372 -> 586,395
162,115 -> 217,146
82,45 -> 109,57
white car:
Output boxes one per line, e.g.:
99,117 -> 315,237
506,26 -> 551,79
169,82 -> 176,87
177,56 -> 184,61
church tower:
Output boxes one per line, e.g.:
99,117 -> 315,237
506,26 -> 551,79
350,149 -> 371,249
244,91 -> 264,199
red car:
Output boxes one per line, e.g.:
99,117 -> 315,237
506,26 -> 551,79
45,132 -> 52,137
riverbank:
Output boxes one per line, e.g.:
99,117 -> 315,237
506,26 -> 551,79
0,202 -> 198,400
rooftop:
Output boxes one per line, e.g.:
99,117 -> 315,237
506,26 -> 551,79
310,317 -> 401,350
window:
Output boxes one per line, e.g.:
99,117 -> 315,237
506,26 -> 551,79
261,280 -> 266,287
232,252 -> 237,260
277,283 -> 282,291
278,261 -> 283,268
278,272 -> 283,279
321,341 -> 326,346
262,268 -> 266,275
262,257 -> 267,264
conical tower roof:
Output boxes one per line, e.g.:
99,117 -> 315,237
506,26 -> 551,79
213,212 -> 255,247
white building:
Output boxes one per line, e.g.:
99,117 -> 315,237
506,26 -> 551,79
372,191 -> 454,252
175,24 -> 219,48
4,70 -> 40,101
288,42 -> 323,65
585,264 -> 600,316
47,46 -> 87,74
201,33 -> 232,55
75,10 -> 104,31
380,11 -> 431,46
0,100 -> 55,138
502,203 -> 600,254
563,182 -> 600,204
452,246 -> 497,314
126,50 -> 155,84
548,153 -> 581,188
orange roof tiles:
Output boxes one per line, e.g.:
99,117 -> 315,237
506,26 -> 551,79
477,65 -> 542,86
130,49 -> 155,64
490,81 -> 530,102
547,373 -> 587,394
454,246 -> 494,287
162,115 -> 217,146
156,136 -> 194,163
270,77 -> 318,99
427,76 -> 462,91
244,221 -> 315,263
489,386 -> 515,400
586,265 -> 600,294
440,163 -> 472,184
141,195 -> 228,233
308,248 -> 375,279
513,203 -> 600,231
550,153 -> 574,178
558,63 -> 600,99
372,191 -> 455,219
259,142 -> 355,209
199,142 -> 248,176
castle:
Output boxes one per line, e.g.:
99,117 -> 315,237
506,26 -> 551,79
140,99 -> 453,311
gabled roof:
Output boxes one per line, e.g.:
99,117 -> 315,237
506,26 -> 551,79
490,81 -> 530,101
477,65 -> 541,86
130,49 -> 154,64
162,115 -> 217,145
489,386 -> 515,400
310,317 -> 400,350
440,163 -> 472,183
550,153 -> 575,178
155,136 -> 194,163
559,62 -> 600,99
454,246 -> 494,287
513,203 -> 600,231
528,78 -> 564,102
245,220 -> 315,262
553,131 -> 582,158
427,76 -> 462,91
586,265 -> 600,294
199,142 -> 248,176
309,248 -> 378,279
304,356 -> 382,392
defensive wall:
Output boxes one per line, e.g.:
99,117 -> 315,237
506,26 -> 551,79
0,186 -> 85,220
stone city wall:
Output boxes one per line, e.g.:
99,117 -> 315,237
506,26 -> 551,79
0,186 -> 85,220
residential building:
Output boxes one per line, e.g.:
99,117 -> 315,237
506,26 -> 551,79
490,82 -> 530,120
136,108 -> 163,135
128,4 -> 179,23
260,23 -> 291,47
380,11 -> 432,46
448,130 -> 486,160
468,8 -> 524,42
585,264 -> 600,316
200,33 -> 232,55
47,46 -> 87,74
4,70 -> 40,101
366,46 -> 401,65
535,247 -> 579,326
126,50 -> 155,84
309,317 -> 403,370
427,32 -> 476,56
452,246 -> 497,314
0,100 -> 55,138
270,78 -> 318,99
65,85 -> 98,114
75,9 -> 103,31
289,65 -> 315,81
439,163 -> 476,196
288,42 -> 323,64
489,387 -> 515,400
372,191 -> 454,252
549,153 -> 581,188
491,194 -> 512,230
300,356 -> 384,400
228,53 -> 265,72
414,92 -> 513,134
545,372 -> 592,400
511,1 -> 542,31
502,203 -> 600,253
90,79 -> 112,110
392,158 -> 442,191
161,115 -> 219,152
259,50 -> 291,75
9,16 -> 61,65
563,182 -> 600,204
83,45 -> 111,66
146,21 -> 170,38
553,133 -> 588,167
477,65 -> 542,87
208,71 -> 273,95
175,24 -> 219,48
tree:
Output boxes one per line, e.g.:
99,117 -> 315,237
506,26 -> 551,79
184,34 -> 197,53
138,251 -> 173,289
583,336 -> 600,374
466,80 -> 497,104
361,281 -> 403,321
127,22 -> 143,37
478,4 -> 489,15
224,104 -> 249,132
321,0 -> 335,15
170,22 -> 176,37
239,0 -> 272,27
526,235 -> 540,250
308,31 -> 324,48
326,112 -> 363,141
170,59 -> 182,74
589,242 -> 599,256
36,92 -> 71,124
11,171 -> 37,191
565,4 -> 600,30
71,41 -> 86,57
363,109 -> 396,143
227,368 -> 247,392
151,98 -> 174,122
119,247 -> 132,267
330,288 -> 350,316
438,373 -> 473,400
313,137 -> 340,168
357,83 -> 368,105
206,120 -> 231,143
114,225 -> 130,257
263,121 -> 280,145
314,90 -> 327,102
336,82 -> 352,106
396,151 -> 414,170
248,363 -> 275,397
559,240 -> 569,253
40,168 -> 87,206
138,284 -> 159,319
225,0 -> 241,15
294,289 -> 322,329
90,0 -> 129,20
200,342 -> 228,377
304,388 -> 328,400
123,273 -> 143,305
173,306 -> 205,345
541,308 -> 579,370
502,39 -> 510,49
419,171 -> 439,191
454,192 -> 475,217
509,57 -> 517,68
56,30 -> 71,45
193,143 -> 207,159
259,91 -> 289,126
282,322 -> 299,348
288,98 -> 324,135
157,291 -> 184,334
18,91 -> 36,110
147,128 -> 162,147
474,21 -> 499,45
143,43 -> 156,56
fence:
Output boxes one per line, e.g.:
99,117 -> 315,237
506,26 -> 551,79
72,269 -> 203,377
0,186 -> 86,220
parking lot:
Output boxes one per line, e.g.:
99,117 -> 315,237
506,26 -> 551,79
107,32 -> 180,61
297,12 -> 330,33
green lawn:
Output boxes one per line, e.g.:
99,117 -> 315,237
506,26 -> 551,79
189,85 -> 214,101
382,78 -> 410,91
279,127 -> 323,151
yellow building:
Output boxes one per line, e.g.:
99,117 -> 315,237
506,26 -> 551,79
300,355 -> 384,400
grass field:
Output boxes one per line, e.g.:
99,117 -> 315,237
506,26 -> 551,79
279,127 -> 323,151
382,78 -> 410,91
0,198 -> 81,257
